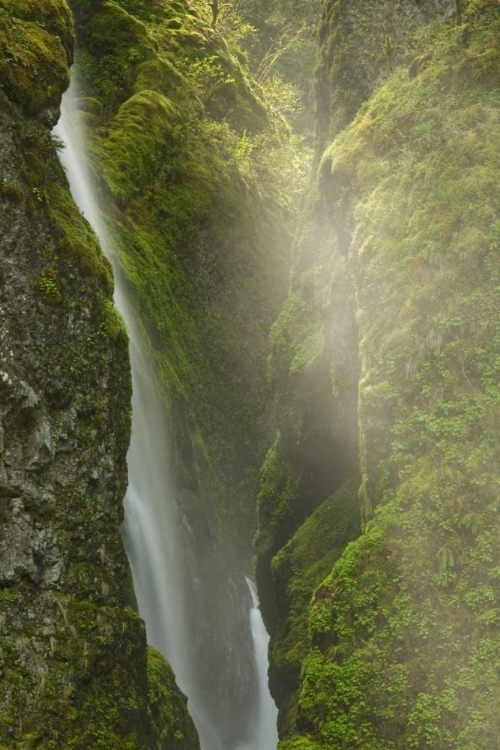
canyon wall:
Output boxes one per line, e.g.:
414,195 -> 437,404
0,2 -> 198,747
258,1 -> 500,747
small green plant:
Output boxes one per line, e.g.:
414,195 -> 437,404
184,55 -> 235,103
1,590 -> 17,603
381,34 -> 398,72
32,186 -> 44,203
34,268 -> 63,305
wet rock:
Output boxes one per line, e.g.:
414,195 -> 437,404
25,418 -> 54,469
0,370 -> 15,403
0,500 -> 62,586
19,382 -> 40,412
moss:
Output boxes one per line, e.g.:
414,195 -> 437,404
45,178 -> 113,294
314,0 -> 453,149
76,3 -> 156,111
0,0 -> 73,117
72,0 -> 268,132
147,647 -> 200,750
0,178 -> 22,203
94,90 -> 180,199
256,435 -> 301,564
34,267 -> 63,304
270,290 -> 324,376
275,6 -> 500,748
256,213 -> 361,670
71,0 -> 291,559
269,481 -> 361,735
322,10 -> 500,523
279,738 -> 322,750
8,603 -> 150,750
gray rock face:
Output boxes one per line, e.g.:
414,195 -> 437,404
0,94 -> 145,740
0,498 -> 62,587
0,4 -> 171,743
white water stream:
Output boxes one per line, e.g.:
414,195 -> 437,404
244,580 -> 279,750
54,77 -> 278,750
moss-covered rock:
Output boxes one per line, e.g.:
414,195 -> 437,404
147,647 -> 200,750
255,227 -> 361,637
315,0 -> 454,148
0,3 -> 199,747
269,481 -> 361,736
0,0 -> 73,122
68,0 -> 293,742
265,3 -> 500,748
72,0 -> 290,561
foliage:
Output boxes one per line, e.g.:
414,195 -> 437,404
147,647 -> 200,749
72,0 -> 294,560
182,54 -> 236,103
270,6 -> 500,747
218,0 -> 321,134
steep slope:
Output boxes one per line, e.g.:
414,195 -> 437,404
258,0 -> 500,747
315,0 -> 454,148
67,0 -> 293,742
70,0 -> 292,561
0,2 -> 198,747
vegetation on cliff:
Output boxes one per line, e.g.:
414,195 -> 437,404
257,1 -> 500,747
218,0 -> 321,135
66,0 -> 310,740
3,0 -> 500,745
0,2 -> 199,747
71,0 -> 299,563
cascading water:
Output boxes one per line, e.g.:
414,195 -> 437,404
54,75 -> 278,750
243,580 -> 279,750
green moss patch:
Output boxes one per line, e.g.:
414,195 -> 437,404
147,647 -> 200,750
0,0 -> 73,116
269,481 -> 361,735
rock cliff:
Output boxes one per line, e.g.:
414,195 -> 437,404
0,1 -> 198,747
258,1 -> 500,747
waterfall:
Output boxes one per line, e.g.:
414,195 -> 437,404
243,579 -> 279,750
54,76 -> 278,750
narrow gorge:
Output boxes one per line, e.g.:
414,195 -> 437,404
1,0 -> 500,749
54,75 -> 278,750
